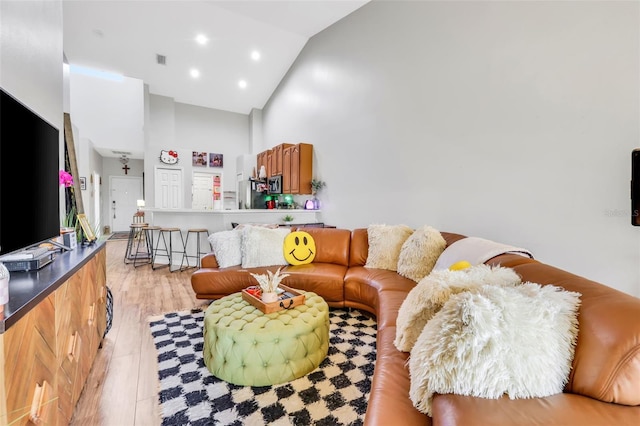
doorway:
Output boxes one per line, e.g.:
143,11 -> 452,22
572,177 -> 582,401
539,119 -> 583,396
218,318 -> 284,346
110,176 -> 143,232
154,167 -> 183,209
192,171 -> 223,210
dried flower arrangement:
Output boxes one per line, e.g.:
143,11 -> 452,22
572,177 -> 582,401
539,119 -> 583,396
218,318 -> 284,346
250,267 -> 290,294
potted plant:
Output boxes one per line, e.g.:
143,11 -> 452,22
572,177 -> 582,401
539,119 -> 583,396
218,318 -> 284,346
310,179 -> 326,210
310,179 -> 326,195
282,214 -> 294,225
250,267 -> 290,303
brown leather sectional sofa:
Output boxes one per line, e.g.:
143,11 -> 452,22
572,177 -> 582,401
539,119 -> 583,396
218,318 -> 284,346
191,227 -> 640,425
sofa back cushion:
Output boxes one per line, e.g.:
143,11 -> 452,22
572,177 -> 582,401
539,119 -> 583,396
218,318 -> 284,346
489,255 -> 640,407
350,229 -> 467,268
350,228 -> 369,267
294,227 -> 351,266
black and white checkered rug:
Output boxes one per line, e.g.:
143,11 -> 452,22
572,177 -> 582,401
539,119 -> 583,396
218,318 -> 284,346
149,308 -> 377,426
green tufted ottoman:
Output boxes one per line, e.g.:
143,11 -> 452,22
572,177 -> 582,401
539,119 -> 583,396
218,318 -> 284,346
202,291 -> 330,386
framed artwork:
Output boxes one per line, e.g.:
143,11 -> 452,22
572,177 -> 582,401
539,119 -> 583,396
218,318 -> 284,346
80,177 -> 87,190
77,213 -> 97,242
209,153 -> 223,168
192,151 -> 208,167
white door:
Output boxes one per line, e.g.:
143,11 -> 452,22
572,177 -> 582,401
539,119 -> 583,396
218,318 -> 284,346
110,176 -> 143,232
155,167 -> 183,209
192,173 -> 213,210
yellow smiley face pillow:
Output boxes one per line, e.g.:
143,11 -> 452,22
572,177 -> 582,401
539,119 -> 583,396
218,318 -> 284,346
283,231 -> 316,265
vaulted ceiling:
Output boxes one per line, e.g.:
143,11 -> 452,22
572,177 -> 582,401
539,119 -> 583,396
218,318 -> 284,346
63,0 -> 370,115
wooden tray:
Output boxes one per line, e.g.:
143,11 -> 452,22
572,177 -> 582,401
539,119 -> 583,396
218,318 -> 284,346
242,285 -> 306,314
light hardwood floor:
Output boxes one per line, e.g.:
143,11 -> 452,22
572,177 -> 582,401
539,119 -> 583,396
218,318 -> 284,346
70,238 -> 210,426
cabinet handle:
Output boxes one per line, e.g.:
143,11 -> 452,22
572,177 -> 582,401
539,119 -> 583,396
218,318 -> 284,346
88,303 -> 96,326
67,332 -> 79,361
28,381 -> 48,423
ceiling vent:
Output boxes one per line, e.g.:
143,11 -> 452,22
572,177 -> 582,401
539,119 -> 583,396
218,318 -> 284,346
112,150 -> 132,156
156,54 -> 167,65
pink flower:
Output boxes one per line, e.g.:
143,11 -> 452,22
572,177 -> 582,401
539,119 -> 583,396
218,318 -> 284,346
59,170 -> 74,187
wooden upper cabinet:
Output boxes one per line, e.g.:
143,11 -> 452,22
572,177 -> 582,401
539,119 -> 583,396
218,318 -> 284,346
273,143 -> 293,176
282,146 -> 292,193
257,150 -> 270,179
290,143 -> 313,194
266,150 -> 274,178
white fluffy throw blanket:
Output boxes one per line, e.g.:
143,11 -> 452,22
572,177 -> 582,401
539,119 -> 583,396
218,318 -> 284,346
433,237 -> 533,271
394,265 -> 522,352
409,283 -> 581,416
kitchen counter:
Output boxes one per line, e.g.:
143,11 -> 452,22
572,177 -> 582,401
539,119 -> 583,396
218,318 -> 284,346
144,208 -> 322,232
142,209 -> 324,268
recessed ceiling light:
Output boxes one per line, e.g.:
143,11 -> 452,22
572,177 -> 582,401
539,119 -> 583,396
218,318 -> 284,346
190,69 -> 200,78
238,80 -> 247,89
251,51 -> 261,61
195,34 -> 208,45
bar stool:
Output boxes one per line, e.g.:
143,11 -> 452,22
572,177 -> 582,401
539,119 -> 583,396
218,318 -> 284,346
135,225 -> 160,268
124,223 -> 149,265
152,227 -> 186,272
180,228 -> 210,270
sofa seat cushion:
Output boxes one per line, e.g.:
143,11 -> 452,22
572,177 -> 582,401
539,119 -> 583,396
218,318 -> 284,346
282,263 -> 347,303
343,267 -> 416,314
191,266 -> 282,298
364,327 -> 430,426
376,290 -> 410,331
431,393 -> 640,426
503,261 -> 640,407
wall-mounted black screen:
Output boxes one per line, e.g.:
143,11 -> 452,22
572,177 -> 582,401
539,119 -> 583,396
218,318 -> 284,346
633,149 -> 640,226
0,88 -> 60,255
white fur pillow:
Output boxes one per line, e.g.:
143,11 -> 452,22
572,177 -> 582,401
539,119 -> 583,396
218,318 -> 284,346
397,225 -> 446,282
241,226 -> 290,268
394,265 -> 521,352
365,224 -> 414,271
208,230 -> 242,268
409,283 -> 581,416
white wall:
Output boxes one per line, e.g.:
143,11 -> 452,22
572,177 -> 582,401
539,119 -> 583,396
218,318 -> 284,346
1,1 -> 63,129
262,1 -> 640,296
69,71 -> 145,156
1,0 -> 64,219
145,94 -> 249,207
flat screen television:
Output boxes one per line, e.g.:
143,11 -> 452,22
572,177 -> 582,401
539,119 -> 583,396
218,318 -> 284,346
0,87 -> 60,256
633,149 -> 640,226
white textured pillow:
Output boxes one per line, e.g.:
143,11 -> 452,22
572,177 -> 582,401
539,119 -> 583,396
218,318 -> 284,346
365,224 -> 414,271
397,225 -> 446,282
207,230 -> 242,268
409,283 -> 581,416
394,265 -> 521,352
241,226 -> 290,268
